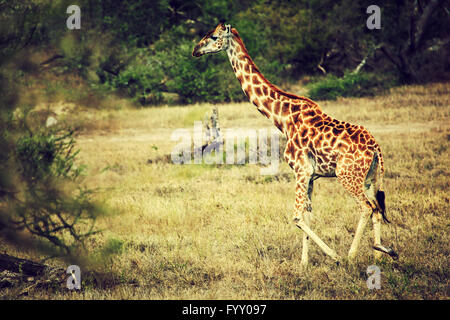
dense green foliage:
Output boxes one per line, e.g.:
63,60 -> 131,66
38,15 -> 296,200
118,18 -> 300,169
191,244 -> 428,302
13,127 -> 102,254
0,37 -> 104,258
307,72 -> 398,100
1,0 -> 449,104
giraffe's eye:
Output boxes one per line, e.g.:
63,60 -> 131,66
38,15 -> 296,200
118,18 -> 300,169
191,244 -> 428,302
210,36 -> 218,41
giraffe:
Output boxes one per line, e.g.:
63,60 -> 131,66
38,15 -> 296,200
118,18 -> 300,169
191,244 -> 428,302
192,22 -> 398,265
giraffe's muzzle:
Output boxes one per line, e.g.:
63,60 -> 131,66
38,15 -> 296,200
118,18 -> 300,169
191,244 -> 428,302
192,45 -> 202,57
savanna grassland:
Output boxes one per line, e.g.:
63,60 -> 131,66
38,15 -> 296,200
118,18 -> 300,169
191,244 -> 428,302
2,83 -> 449,300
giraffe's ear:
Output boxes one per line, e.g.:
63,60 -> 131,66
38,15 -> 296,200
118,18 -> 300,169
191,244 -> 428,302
218,20 -> 226,30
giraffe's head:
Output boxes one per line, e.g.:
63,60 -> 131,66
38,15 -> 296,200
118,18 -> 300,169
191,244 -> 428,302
192,22 -> 232,57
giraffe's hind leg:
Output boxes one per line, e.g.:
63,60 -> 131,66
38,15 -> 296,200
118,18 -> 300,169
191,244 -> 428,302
364,161 -> 384,259
338,154 -> 397,261
347,201 -> 372,260
371,208 -> 398,259
363,154 -> 398,260
336,160 -> 376,261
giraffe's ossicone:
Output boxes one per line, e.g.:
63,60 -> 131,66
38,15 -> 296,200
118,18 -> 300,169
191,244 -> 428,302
193,22 -> 398,265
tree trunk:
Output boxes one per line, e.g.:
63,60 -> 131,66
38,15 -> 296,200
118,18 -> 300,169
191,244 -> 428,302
380,0 -> 444,83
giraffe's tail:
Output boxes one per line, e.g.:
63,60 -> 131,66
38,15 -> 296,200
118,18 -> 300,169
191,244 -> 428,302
375,190 -> 389,223
374,149 -> 389,223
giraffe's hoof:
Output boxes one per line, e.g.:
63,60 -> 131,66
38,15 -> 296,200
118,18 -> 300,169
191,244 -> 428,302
388,249 -> 399,260
293,219 -> 303,230
373,245 -> 399,260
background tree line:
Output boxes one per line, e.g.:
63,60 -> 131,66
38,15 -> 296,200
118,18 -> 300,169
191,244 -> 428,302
2,0 -> 448,105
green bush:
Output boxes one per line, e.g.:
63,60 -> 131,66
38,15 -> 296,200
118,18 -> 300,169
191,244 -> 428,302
104,40 -> 246,105
165,41 -> 243,104
307,72 -> 396,101
11,126 -> 103,254
16,128 -> 85,182
112,55 -> 166,105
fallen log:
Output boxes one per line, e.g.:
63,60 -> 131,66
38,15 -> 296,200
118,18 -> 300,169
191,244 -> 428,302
0,253 -> 49,276
0,253 -> 132,293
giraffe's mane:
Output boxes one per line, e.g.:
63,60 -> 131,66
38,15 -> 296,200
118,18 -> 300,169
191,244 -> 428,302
231,28 -> 318,107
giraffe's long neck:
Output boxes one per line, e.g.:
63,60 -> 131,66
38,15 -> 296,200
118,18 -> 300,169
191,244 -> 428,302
225,29 -> 318,134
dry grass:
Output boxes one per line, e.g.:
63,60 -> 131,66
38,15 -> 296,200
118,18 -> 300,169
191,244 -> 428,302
1,83 -> 449,300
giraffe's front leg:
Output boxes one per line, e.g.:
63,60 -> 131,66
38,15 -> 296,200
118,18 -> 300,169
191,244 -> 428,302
292,172 -> 312,267
293,171 -> 341,265
301,212 -> 311,266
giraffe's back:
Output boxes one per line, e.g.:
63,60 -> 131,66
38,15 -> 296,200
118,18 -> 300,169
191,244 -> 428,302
286,105 -> 381,179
